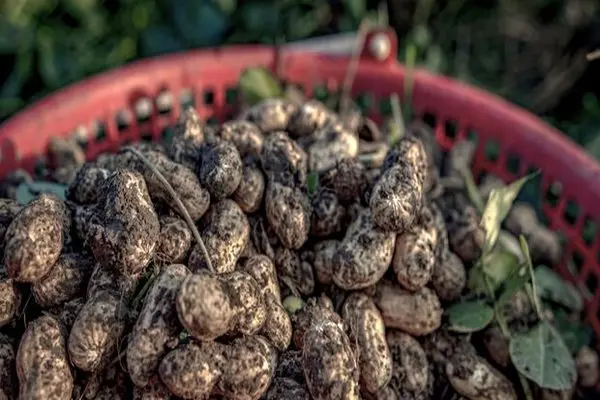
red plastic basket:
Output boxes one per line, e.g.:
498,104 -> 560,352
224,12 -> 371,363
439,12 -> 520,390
2,29 -> 600,333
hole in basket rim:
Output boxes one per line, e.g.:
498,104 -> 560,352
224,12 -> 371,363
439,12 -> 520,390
135,97 -> 153,122
156,90 -> 173,115
582,217 -> 597,247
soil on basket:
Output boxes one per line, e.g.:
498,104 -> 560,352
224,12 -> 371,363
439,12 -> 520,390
0,78 -> 599,400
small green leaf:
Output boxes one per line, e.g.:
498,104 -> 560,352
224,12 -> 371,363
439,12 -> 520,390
497,266 -> 530,312
509,321 -> 577,390
179,330 -> 190,344
483,250 -> 519,288
468,249 -> 519,294
447,300 -> 494,333
460,167 -> 484,213
467,266 -> 490,295
481,172 -> 538,254
495,263 -> 530,334
238,67 -> 283,106
16,182 -> 67,205
535,266 -> 583,312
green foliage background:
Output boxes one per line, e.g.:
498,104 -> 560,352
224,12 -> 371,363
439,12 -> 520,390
2,0 -> 600,157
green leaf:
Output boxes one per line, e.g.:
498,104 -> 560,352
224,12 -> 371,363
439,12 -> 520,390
0,98 -> 23,119
141,24 -> 185,57
239,1 -> 281,38
62,0 -> 106,36
343,0 -> 366,21
16,182 -> 67,205
494,259 -> 530,334
0,16 -> 32,53
446,300 -> 494,333
509,321 -> 577,390
171,0 -> 229,47
238,67 -> 283,106
535,266 -> 583,312
214,0 -> 237,14
496,266 -> 530,312
467,266 -> 490,295
37,29 -> 90,90
498,230 -> 524,261
468,249 -> 519,294
460,167 -> 484,213
552,308 -> 593,354
480,172 -> 538,254
179,330 -> 190,344
284,5 -> 330,40
484,249 -> 519,287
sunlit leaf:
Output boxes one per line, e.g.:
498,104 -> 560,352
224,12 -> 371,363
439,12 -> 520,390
468,249 -> 519,294
480,172 -> 538,254
535,266 -> 583,312
238,67 -> 283,106
509,321 -> 577,390
498,230 -> 524,261
446,300 -> 494,333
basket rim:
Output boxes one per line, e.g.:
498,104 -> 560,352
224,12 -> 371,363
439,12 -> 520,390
1,37 -> 599,202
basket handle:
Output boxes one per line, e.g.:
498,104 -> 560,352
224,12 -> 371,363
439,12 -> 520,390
284,28 -> 398,65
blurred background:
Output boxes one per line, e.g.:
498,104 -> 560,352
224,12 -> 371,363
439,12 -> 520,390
1,0 -> 600,156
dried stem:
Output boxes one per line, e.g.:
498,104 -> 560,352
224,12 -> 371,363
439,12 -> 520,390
123,146 -> 214,273
363,117 -> 382,142
586,49 -> 600,61
358,141 -> 388,168
339,20 -> 371,117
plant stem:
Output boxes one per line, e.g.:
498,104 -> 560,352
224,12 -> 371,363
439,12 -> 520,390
339,20 -> 371,117
123,146 -> 214,273
388,93 -> 405,146
130,266 -> 158,310
518,372 -> 535,400
483,273 -> 511,338
586,50 -> 600,61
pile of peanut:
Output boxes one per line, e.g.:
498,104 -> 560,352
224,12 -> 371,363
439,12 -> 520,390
0,98 -> 597,400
